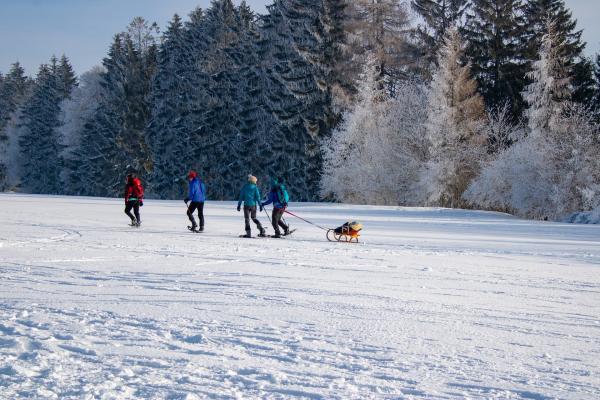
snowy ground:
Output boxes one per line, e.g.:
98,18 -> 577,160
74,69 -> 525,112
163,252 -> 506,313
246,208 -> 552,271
1,194 -> 599,399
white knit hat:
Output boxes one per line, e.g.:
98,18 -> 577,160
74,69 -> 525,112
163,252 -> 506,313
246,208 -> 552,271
248,175 -> 257,184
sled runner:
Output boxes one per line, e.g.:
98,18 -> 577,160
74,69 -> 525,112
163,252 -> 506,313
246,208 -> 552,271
326,221 -> 362,243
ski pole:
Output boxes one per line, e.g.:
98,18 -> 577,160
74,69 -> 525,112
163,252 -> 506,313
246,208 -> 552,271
284,210 -> 329,231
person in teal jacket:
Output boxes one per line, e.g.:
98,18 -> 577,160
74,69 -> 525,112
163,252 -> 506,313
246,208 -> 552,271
237,175 -> 266,237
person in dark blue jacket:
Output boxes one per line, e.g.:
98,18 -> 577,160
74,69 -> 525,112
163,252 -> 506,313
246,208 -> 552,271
261,177 -> 290,238
237,175 -> 265,238
184,170 -> 206,232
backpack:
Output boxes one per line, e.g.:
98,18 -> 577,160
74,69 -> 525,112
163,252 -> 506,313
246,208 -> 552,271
276,185 -> 289,206
131,178 -> 144,198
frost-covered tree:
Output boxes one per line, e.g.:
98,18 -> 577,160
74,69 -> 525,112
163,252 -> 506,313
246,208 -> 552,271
0,62 -> 31,190
523,19 -> 570,137
466,21 -> 600,219
419,28 -> 486,208
346,0 -> 418,91
256,0 -> 336,199
462,0 -> 528,119
522,0 -> 592,104
126,16 -> 160,56
483,102 -> 525,153
593,54 -> 600,119
145,13 -> 192,198
320,57 -> 429,205
19,61 -> 66,193
58,67 -> 105,194
72,20 -> 157,197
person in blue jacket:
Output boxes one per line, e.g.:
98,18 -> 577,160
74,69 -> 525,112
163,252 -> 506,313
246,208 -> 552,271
261,177 -> 290,238
184,170 -> 206,232
237,175 -> 265,238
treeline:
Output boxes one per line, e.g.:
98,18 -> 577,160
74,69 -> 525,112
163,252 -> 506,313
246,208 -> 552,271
322,0 -> 600,220
1,0 -> 599,220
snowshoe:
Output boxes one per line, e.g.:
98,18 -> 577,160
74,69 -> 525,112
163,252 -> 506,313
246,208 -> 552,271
283,228 -> 296,236
239,233 -> 252,238
187,225 -> 200,233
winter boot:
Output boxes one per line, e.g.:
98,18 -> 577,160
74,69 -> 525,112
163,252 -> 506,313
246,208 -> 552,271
130,219 -> 138,227
258,228 -> 266,237
283,227 -> 290,236
199,226 -> 204,232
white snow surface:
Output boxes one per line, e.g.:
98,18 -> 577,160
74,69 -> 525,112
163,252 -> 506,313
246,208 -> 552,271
1,194 -> 599,399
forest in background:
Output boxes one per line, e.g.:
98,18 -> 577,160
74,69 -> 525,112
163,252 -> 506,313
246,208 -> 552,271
1,0 -> 599,221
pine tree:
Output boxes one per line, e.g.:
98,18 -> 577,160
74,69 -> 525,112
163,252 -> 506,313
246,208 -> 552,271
523,0 -> 592,105
411,0 -> 468,76
75,26 -> 157,197
346,0 -> 416,90
146,13 -> 192,198
0,62 -> 29,131
593,54 -> 600,119
257,0 -> 334,199
19,62 -> 64,193
421,28 -> 486,208
56,55 -> 78,99
523,19 -> 571,137
75,35 -> 131,196
462,0 -> 528,120
321,0 -> 354,105
0,62 -> 31,191
59,67 -> 105,194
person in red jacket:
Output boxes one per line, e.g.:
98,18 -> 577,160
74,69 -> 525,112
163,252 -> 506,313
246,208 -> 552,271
124,173 -> 144,227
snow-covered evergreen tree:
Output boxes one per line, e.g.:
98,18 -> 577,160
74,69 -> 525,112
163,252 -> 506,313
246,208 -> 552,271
523,19 -> 570,138
0,63 -> 30,177
523,0 -> 593,105
145,13 -> 192,198
411,0 -> 468,76
462,0 -> 528,120
420,28 -> 486,208
346,0 -> 417,90
19,61 -> 67,193
256,0 -> 336,199
58,66 -> 105,194
593,54 -> 600,120
75,28 -> 156,197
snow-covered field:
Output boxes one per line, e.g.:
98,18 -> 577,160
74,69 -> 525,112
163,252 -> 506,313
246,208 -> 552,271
1,194 -> 599,399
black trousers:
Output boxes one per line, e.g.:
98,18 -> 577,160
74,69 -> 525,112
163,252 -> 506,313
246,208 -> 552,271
243,205 -> 263,233
124,200 -> 140,222
187,201 -> 205,228
271,207 -> 288,235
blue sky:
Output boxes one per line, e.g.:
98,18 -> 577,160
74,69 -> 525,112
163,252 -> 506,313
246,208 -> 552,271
0,0 -> 598,76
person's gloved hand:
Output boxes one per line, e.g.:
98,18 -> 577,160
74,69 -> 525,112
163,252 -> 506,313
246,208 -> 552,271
259,204 -> 264,212
140,200 -> 144,206
237,205 -> 241,212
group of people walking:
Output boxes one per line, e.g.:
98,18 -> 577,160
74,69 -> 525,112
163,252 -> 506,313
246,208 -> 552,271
123,172 -> 291,238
